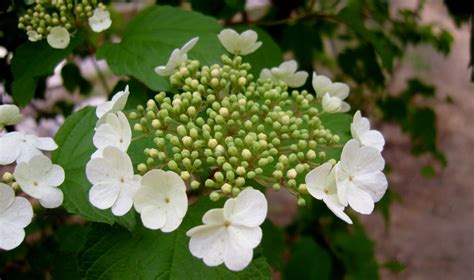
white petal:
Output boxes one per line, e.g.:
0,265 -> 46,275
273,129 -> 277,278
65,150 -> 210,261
322,93 -> 342,113
38,187 -> 64,209
312,72 -> 332,97
285,71 -> 308,88
323,194 -> 352,224
28,135 -> 58,151
93,112 -> 131,152
305,163 -> 332,200
16,144 -> 42,163
111,175 -> 140,216
140,206 -> 167,230
187,225 -> 227,266
41,164 -> 65,187
0,133 -> 21,164
224,226 -> 256,271
279,60 -> 297,72
218,29 -> 240,54
88,8 -> 112,33
89,182 -> 120,210
224,188 -> 267,227
228,224 -> 262,249
0,196 -> 33,228
96,86 -> 130,119
47,26 -> 70,49
161,207 -> 183,232
180,37 -> 199,53
360,130 -> 385,152
202,208 -> 225,225
239,30 -> 261,55
0,225 -> 26,251
353,171 -> 388,202
347,186 -> 374,215
332,82 -> 350,100
259,68 -> 272,80
0,183 -> 15,213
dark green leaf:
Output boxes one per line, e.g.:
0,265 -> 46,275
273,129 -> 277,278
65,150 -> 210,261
61,62 -> 92,94
261,220 -> 285,271
283,237 -> 332,280
78,199 -> 271,279
11,33 -> 84,105
382,260 -> 406,273
97,6 -> 224,92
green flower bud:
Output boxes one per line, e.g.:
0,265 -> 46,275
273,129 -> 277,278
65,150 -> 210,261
210,191 -> 221,201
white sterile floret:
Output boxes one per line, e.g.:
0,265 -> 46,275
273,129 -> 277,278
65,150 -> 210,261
305,163 -> 352,224
86,146 -> 141,216
335,139 -> 387,215
88,7 -> 112,33
27,30 -> 41,42
46,26 -> 70,49
217,29 -> 262,56
0,104 -> 22,130
92,112 -> 131,158
312,72 -> 350,113
187,188 -> 267,271
155,37 -> 199,76
134,170 -> 188,232
0,132 -> 58,165
14,154 -> 65,209
96,85 -> 130,125
351,111 -> 385,152
259,60 -> 308,87
0,183 -> 33,251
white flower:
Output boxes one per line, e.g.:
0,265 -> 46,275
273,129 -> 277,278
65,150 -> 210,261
335,139 -> 387,215
351,111 -> 385,152
96,85 -> 129,125
92,112 -> 131,158
312,72 -> 350,113
27,30 -> 41,42
217,29 -> 262,56
14,154 -> 65,209
134,170 -> 188,232
0,183 -> 33,251
0,132 -> 58,165
187,188 -> 267,271
86,146 -> 141,216
305,163 -> 352,224
88,8 -> 112,33
0,104 -> 22,130
155,37 -> 199,76
322,93 -> 343,113
259,60 -> 308,87
46,26 -> 70,49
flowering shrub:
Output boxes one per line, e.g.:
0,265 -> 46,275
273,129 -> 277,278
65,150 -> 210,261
0,0 -> 453,278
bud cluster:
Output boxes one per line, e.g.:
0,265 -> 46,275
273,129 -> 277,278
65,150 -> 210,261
17,0 -> 106,41
130,55 -> 341,205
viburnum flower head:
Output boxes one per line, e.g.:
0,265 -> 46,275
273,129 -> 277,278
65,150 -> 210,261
312,72 -> 350,113
217,29 -> 262,56
134,170 -> 188,232
305,163 -> 352,224
187,188 -> 268,271
335,139 -> 387,215
259,60 -> 308,87
47,26 -> 70,49
92,112 -> 131,158
351,111 -> 385,152
96,85 -> 130,125
86,146 -> 141,216
0,104 -> 22,130
0,132 -> 58,165
88,7 -> 112,33
0,183 -> 33,251
155,37 -> 199,76
14,154 -> 65,209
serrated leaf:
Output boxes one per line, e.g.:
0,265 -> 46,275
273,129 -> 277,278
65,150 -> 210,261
96,6 -> 224,92
52,107 -> 137,230
78,199 -> 271,279
11,33 -> 84,105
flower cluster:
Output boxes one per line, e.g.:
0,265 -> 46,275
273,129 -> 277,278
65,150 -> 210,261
17,0 -> 111,49
0,104 -> 65,251
81,28 -> 388,271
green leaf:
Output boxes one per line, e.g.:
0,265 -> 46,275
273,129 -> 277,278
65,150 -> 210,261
52,107 -> 136,230
283,237 -> 332,280
319,113 -> 352,161
11,33 -> 84,105
261,220 -> 285,271
330,224 -> 379,280
281,23 -> 322,69
382,260 -> 406,274
97,6 -> 224,92
78,199 -> 271,279
233,26 -> 283,77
